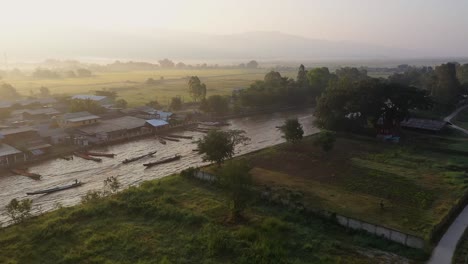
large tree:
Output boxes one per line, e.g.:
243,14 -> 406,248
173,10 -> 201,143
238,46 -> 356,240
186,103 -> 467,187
278,118 -> 304,143
297,64 -> 308,90
0,83 -> 20,100
197,130 -> 249,166
307,67 -> 333,97
219,160 -> 253,221
432,63 -> 462,109
314,78 -> 433,132
188,76 -> 207,102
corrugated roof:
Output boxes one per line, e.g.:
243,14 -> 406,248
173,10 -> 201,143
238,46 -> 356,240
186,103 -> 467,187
62,112 -> 100,122
0,127 -> 37,136
77,116 -> 146,135
146,119 -> 169,127
401,118 -> 447,131
0,144 -> 22,157
72,95 -> 107,101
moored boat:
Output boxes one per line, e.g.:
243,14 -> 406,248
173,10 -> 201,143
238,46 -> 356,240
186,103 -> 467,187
11,169 -> 41,180
26,181 -> 83,195
165,134 -> 193,139
160,136 -> 180,142
85,152 -> 116,158
74,152 -> 102,162
122,151 -> 157,164
143,155 -> 181,168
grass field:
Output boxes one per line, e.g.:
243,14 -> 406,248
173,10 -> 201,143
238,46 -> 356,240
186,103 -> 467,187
0,174 -> 425,264
2,69 -> 287,107
207,134 -> 468,240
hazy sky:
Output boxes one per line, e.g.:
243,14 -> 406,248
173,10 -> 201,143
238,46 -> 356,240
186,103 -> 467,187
1,0 -> 468,58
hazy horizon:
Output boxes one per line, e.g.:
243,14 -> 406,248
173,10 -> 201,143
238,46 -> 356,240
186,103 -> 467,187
1,0 -> 468,62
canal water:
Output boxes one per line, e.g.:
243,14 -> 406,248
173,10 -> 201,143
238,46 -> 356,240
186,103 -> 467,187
0,108 -> 317,225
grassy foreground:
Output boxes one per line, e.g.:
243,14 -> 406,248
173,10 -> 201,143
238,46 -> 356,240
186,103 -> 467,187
210,134 -> 468,239
0,174 -> 424,264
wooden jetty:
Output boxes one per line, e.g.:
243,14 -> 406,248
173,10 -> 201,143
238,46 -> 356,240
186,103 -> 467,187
160,136 -> 180,142
85,152 -> 116,158
122,151 -> 157,164
74,152 -> 102,162
143,155 -> 181,168
11,169 -> 41,180
27,181 -> 83,195
165,134 -> 193,140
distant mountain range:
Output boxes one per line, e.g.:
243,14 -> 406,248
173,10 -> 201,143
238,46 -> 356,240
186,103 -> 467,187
1,29 -> 425,63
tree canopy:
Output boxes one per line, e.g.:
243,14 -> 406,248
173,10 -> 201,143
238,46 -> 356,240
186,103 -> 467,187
188,76 -> 207,102
314,78 -> 433,132
170,97 -> 182,111
200,95 -> 230,115
69,99 -> 105,114
197,130 -> 250,165
278,118 -> 304,143
0,83 -> 20,100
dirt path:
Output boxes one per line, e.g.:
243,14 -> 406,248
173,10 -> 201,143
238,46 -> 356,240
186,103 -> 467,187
444,104 -> 468,135
427,105 -> 468,263
427,206 -> 468,264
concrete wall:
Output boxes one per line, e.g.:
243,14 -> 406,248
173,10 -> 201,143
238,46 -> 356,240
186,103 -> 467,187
331,213 -> 426,249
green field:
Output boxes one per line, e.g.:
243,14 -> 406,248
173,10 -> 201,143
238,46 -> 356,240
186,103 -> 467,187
205,134 -> 468,240
3,69 -> 286,107
0,174 -> 424,264
453,108 -> 468,131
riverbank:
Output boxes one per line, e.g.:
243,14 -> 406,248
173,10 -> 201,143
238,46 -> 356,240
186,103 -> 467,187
0,108 -> 317,226
0,174 -> 425,263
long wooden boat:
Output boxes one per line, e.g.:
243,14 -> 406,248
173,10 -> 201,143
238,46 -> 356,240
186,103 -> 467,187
155,136 -> 167,144
160,136 -> 180,142
199,121 -> 229,127
85,152 -> 116,158
26,181 -> 83,195
74,152 -> 102,162
122,151 -> 157,164
60,156 -> 73,161
143,155 -> 181,168
11,169 -> 41,180
165,134 -> 193,140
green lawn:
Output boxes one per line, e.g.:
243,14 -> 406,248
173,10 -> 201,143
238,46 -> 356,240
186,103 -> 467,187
3,69 -> 293,106
209,134 -> 468,240
0,174 -> 425,264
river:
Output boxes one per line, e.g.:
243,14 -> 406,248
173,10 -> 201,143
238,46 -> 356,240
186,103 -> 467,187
0,108 -> 317,225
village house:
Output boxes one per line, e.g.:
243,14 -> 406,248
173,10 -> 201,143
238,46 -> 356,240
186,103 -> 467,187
75,116 -> 150,144
145,119 -> 169,132
121,106 -> 173,121
0,134 -> 25,167
57,111 -> 101,128
10,108 -> 61,124
0,127 -> 52,157
35,124 -> 70,145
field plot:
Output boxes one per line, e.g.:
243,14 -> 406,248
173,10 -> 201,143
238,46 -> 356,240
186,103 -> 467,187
3,69 -> 279,106
222,134 -> 468,239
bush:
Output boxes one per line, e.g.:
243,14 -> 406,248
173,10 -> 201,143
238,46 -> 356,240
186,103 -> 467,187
313,131 -> 336,152
6,198 -> 32,223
